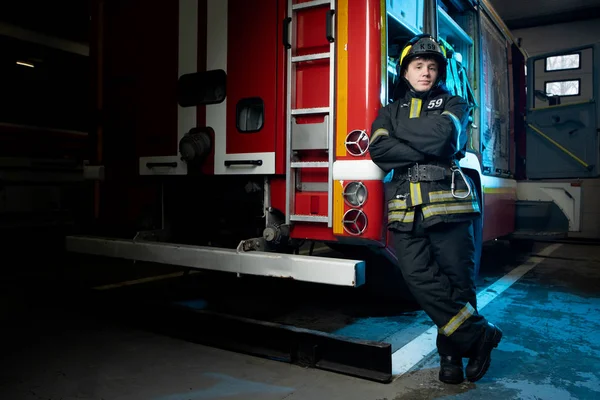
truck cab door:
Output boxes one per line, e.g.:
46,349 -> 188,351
525,44 -> 600,179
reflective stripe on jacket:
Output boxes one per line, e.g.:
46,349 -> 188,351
386,176 -> 480,229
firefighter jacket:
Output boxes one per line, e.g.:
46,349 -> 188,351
369,85 -> 481,231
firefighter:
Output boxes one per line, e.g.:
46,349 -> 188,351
369,34 -> 502,384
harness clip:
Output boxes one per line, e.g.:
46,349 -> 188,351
450,162 -> 471,199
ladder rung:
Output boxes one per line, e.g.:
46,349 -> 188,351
292,53 -> 330,63
291,161 -> 329,168
290,215 -> 329,223
300,182 -> 328,192
292,0 -> 331,11
291,107 -> 330,115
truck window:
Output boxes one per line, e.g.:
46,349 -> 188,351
177,69 -> 226,107
545,79 -> 580,97
545,53 -> 580,71
384,3 -> 481,160
480,12 -> 511,175
236,97 -> 264,133
437,5 -> 477,153
532,48 -> 592,108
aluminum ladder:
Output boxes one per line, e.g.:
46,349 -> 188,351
284,0 -> 336,227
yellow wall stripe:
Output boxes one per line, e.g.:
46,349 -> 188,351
483,187 -> 516,194
528,123 -> 590,169
336,0 -> 349,156
333,180 -> 345,234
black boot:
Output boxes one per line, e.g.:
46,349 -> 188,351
466,322 -> 503,382
439,355 -> 464,384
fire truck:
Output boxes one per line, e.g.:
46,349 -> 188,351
65,0 -> 597,289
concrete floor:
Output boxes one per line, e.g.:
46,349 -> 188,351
1,240 -> 599,400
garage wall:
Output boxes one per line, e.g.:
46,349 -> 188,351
573,180 -> 600,239
513,18 -> 600,56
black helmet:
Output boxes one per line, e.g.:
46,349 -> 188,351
398,34 -> 447,84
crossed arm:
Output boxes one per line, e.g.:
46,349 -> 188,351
368,96 -> 469,172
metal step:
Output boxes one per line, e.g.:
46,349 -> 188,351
290,161 -> 329,168
292,0 -> 331,11
66,235 -> 362,286
290,214 -> 329,223
292,52 -> 330,63
291,107 -> 330,115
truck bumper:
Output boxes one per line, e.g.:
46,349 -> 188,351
65,236 -> 366,287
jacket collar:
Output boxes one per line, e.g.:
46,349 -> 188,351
394,79 -> 451,102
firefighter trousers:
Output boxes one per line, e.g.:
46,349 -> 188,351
392,207 -> 487,357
